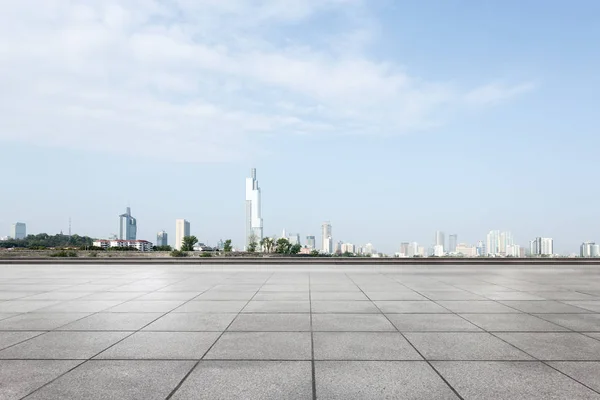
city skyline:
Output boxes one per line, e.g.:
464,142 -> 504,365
2,2 -> 600,254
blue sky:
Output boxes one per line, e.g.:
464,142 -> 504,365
1,0 -> 599,254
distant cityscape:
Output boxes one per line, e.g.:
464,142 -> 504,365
1,168 -> 599,258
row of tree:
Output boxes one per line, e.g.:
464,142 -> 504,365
0,234 -> 94,249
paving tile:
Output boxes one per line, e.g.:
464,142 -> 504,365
311,301 -> 380,313
205,332 -> 311,360
21,292 -> 94,300
0,292 -> 43,300
96,332 -> 220,359
437,301 -> 521,313
375,301 -> 450,313
363,291 -> 428,301
497,332 -> 600,360
533,313 -> 600,331
0,331 -> 130,359
0,300 -> 62,313
387,314 -> 482,332
404,332 -> 533,360
196,291 -> 256,300
0,313 -> 19,320
499,300 -> 593,313
58,313 -> 163,331
78,292 -> 144,301
35,300 -> 124,313
133,291 -> 202,301
460,313 -> 568,331
242,301 -> 310,313
106,300 -> 185,312
314,332 -> 422,360
549,361 -> 600,393
173,300 -> 247,313
482,292 -> 547,301
315,361 -> 458,399
24,360 -> 195,400
0,360 -> 83,400
530,292 -> 599,301
143,313 -> 236,331
564,301 -> 600,312
417,291 -> 486,300
312,314 -> 396,331
228,313 -> 311,331
0,312 -> 91,330
0,331 -> 42,350
310,292 -> 368,301
433,361 -> 600,399
170,361 -> 312,400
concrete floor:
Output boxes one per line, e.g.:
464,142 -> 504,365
0,263 -> 600,399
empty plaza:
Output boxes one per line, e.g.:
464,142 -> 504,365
1,262 -> 600,399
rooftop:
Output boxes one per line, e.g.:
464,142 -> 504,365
0,263 -> 599,399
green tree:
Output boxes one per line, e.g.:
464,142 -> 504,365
260,237 -> 275,253
275,238 -> 292,254
247,234 -> 258,253
290,243 -> 302,255
153,245 -> 172,251
170,249 -> 188,257
223,239 -> 233,252
180,236 -> 198,251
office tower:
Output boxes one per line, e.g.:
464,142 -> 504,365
156,231 -> 168,247
592,244 -> 600,257
364,243 -> 374,255
10,222 -> 26,240
435,231 -> 445,251
306,236 -> 316,249
530,237 -> 554,256
499,232 -> 513,255
506,244 -> 520,257
321,222 -> 332,254
476,240 -> 485,256
245,168 -> 263,248
335,241 -> 343,254
287,233 -> 301,245
119,207 -> 137,240
486,230 -> 500,256
448,234 -> 458,253
433,245 -> 444,257
341,243 -> 356,254
581,242 -> 593,257
175,219 -> 190,250
408,242 -> 419,257
399,242 -> 409,256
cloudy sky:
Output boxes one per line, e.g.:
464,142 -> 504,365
2,0 -> 599,253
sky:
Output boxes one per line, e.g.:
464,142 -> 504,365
1,0 -> 600,254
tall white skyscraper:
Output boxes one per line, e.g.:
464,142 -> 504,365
10,222 -> 26,240
175,219 -> 190,250
530,237 -> 553,256
448,234 -> 458,253
119,207 -> 137,240
435,231 -> 445,251
486,230 -> 500,256
245,168 -> 263,248
157,231 -> 168,247
321,222 -> 332,254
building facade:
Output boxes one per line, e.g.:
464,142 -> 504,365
581,242 -> 599,257
10,222 -> 26,240
245,168 -> 264,248
156,231 -> 168,247
321,222 -> 332,254
435,231 -> 445,252
448,234 -> 458,253
530,237 -> 554,256
119,207 -> 137,240
175,219 -> 190,250
93,239 -> 153,252
456,243 -> 477,257
306,236 -> 316,249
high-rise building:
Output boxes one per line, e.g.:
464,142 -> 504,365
530,237 -> 554,256
476,240 -> 486,256
321,222 -> 332,254
306,236 -> 316,249
435,231 -> 445,252
592,244 -> 600,257
245,168 -> 263,248
581,242 -> 597,257
175,219 -> 190,250
341,243 -> 355,254
448,234 -> 458,253
486,230 -> 500,256
399,242 -> 410,256
433,245 -> 444,257
499,232 -> 514,255
156,231 -> 168,247
287,233 -> 301,246
335,241 -> 343,255
119,207 -> 137,240
10,222 -> 26,240
456,243 -> 477,257
364,243 -> 374,255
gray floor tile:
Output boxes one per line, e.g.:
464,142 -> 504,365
173,300 -> 247,313
437,301 -> 521,313
0,300 -> 62,313
499,300 -> 593,313
375,301 -> 450,313
0,313 -> 19,320
78,292 -> 144,301
96,332 -> 220,359
228,313 -> 311,331
314,332 -> 422,360
404,332 -> 533,360
310,292 -> 368,301
205,332 -> 311,360
418,291 -> 487,300
311,301 -> 380,313
0,331 -> 42,350
460,313 -> 568,331
364,291 -> 428,301
106,300 -> 185,312
196,291 -> 256,300
312,314 -> 396,331
549,361 -> 600,393
530,292 -> 599,301
315,361 -> 459,399
387,314 -> 482,332
35,300 -> 124,313
497,332 -> 600,360
533,313 -> 600,331
133,292 -> 202,301
57,313 -> 163,331
0,360 -> 83,400
242,301 -> 310,313
253,292 -> 310,301
170,361 -> 313,400
0,331 -> 130,359
22,292 -> 94,300
143,313 -> 236,331
24,360 -> 195,400
0,313 -> 91,330
483,292 -> 547,301
565,301 -> 600,312
433,361 -> 600,399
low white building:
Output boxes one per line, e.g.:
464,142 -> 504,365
93,239 -> 153,252
455,243 -> 477,257
433,245 -> 444,257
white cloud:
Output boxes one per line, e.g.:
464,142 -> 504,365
0,0 -> 533,162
